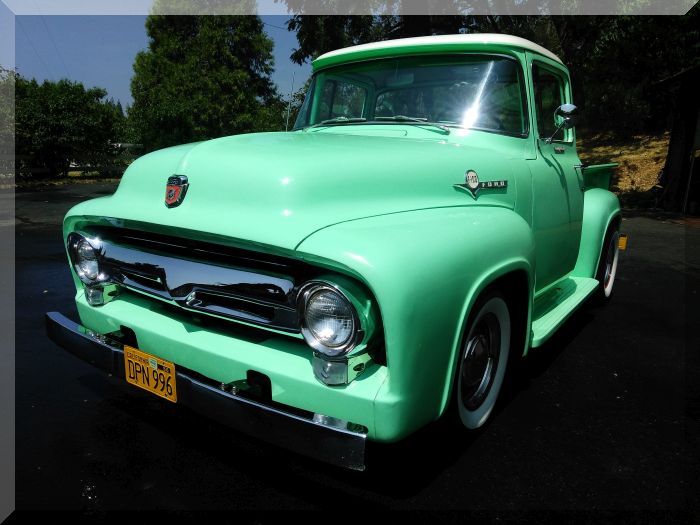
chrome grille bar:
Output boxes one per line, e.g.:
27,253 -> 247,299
93,237 -> 300,332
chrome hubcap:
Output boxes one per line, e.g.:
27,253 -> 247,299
461,313 -> 500,410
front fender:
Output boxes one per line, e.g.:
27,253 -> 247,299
572,188 -> 621,279
295,205 -> 534,441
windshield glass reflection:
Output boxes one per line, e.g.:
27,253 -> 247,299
294,55 -> 526,137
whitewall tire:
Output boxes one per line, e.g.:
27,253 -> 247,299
456,292 -> 511,429
595,225 -> 620,301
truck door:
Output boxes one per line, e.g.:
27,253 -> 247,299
528,58 -> 584,292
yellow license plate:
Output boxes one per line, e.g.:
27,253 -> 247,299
124,346 -> 177,403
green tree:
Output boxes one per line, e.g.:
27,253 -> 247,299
0,67 -> 15,178
15,76 -> 126,178
287,15 -> 379,65
129,15 -> 284,152
285,79 -> 312,129
286,14 -> 470,65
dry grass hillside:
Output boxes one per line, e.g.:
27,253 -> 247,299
577,132 -> 670,201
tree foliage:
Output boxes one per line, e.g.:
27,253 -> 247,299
153,0 -> 258,15
129,15 -> 285,152
283,76 -> 313,130
286,12 -> 700,132
287,16 -> 379,65
15,75 -> 126,178
0,67 -> 15,177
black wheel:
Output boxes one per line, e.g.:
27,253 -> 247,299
594,224 -> 620,302
455,291 -> 511,429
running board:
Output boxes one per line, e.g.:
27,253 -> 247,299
531,277 -> 598,347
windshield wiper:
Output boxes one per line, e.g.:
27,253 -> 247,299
373,115 -> 450,134
375,115 -> 427,123
304,115 -> 450,135
304,117 -> 367,131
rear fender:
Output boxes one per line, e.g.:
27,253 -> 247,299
572,188 -> 621,279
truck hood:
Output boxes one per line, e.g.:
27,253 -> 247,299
69,131 -> 519,251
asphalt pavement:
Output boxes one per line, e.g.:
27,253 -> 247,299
9,183 -> 700,514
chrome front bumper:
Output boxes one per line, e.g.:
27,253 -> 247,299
45,311 -> 367,470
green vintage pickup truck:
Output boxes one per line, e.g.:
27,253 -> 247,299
47,34 -> 622,470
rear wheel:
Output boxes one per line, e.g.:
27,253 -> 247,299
456,291 -> 511,429
595,224 -> 620,301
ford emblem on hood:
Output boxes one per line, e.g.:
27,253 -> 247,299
165,175 -> 189,208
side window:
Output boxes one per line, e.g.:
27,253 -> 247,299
317,79 -> 367,121
533,65 -> 565,140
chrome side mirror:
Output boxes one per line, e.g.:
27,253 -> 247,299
545,104 -> 578,143
556,103 -> 578,129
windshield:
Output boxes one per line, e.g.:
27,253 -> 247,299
294,55 -> 528,137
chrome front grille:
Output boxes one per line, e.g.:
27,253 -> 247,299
90,229 -> 304,332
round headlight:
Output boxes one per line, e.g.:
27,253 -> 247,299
67,233 -> 101,283
301,285 -> 359,356
76,239 -> 99,280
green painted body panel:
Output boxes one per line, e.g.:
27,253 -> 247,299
74,290 -> 390,439
65,130 -> 523,253
60,36 -> 621,443
296,206 -> 534,438
523,52 -> 584,291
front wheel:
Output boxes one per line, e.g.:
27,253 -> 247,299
456,292 -> 511,429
